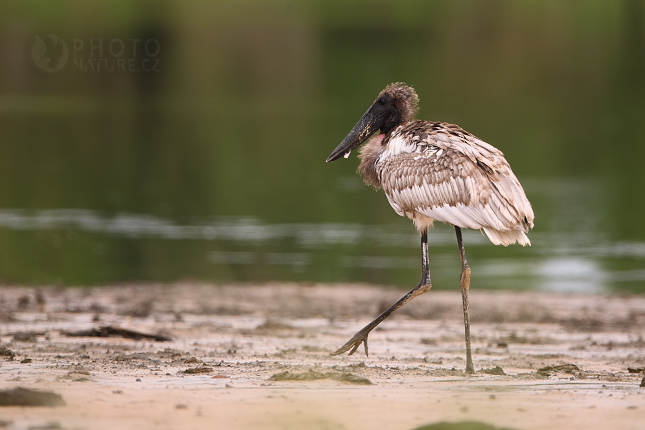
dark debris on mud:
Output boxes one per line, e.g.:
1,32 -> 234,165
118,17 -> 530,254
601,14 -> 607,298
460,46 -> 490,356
413,421 -> 519,430
537,363 -> 580,376
478,366 -> 506,376
0,388 -> 65,407
65,326 -> 171,342
269,369 -> 372,385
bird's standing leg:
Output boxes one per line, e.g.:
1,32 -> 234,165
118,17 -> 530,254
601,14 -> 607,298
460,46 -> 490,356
455,226 -> 475,374
331,229 -> 432,356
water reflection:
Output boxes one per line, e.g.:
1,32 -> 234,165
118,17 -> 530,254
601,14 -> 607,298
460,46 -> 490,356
0,207 -> 644,292
538,257 -> 606,294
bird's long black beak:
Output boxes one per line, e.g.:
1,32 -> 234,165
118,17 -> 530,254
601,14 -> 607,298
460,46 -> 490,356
326,105 -> 386,163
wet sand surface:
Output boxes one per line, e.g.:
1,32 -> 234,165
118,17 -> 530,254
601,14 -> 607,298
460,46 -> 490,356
1,283 -> 644,430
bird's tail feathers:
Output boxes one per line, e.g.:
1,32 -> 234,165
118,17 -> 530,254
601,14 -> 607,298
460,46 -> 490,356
483,228 -> 531,247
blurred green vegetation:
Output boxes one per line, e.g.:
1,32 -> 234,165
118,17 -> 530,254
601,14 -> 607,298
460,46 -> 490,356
0,0 -> 644,291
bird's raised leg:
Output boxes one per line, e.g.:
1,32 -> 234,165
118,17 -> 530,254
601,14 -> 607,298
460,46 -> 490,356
331,229 -> 432,356
455,226 -> 475,374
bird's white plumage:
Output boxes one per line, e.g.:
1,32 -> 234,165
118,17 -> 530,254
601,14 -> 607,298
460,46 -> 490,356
378,132 -> 416,161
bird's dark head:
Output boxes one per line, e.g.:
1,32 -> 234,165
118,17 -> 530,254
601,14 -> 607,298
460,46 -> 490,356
326,82 -> 418,162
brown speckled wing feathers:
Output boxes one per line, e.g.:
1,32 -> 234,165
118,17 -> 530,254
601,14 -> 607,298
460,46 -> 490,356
373,121 -> 534,235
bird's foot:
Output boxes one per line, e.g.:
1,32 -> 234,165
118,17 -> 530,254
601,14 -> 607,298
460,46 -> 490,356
330,328 -> 371,356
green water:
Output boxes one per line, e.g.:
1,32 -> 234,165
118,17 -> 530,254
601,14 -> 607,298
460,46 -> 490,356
0,0 -> 644,292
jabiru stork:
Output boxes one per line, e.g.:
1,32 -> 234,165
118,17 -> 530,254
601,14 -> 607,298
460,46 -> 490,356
326,82 -> 534,373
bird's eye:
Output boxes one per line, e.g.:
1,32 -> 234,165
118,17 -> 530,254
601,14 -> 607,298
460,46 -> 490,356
377,97 -> 386,105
